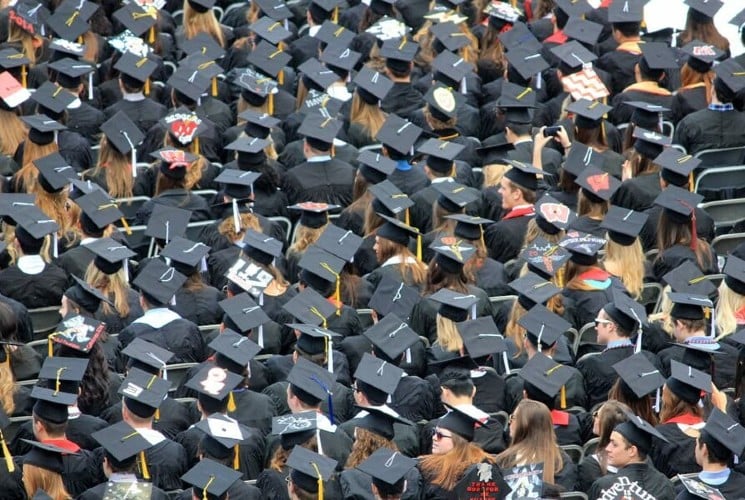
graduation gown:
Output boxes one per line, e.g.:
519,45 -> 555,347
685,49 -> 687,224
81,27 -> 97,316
175,423 -> 266,479
117,309 -> 207,364
673,107 -> 745,156
66,101 -> 106,144
283,158 -> 356,207
262,380 -> 356,424
2,294 -> 34,344
562,271 -> 625,331
104,97 -> 168,139
141,434 -> 189,491
650,417 -> 704,478
578,455 -> 617,494
484,209 -> 534,263
390,373 -> 436,422
340,466 -> 423,500
171,285 -> 225,326
134,189 -> 213,225
381,83 -> 425,122
675,469 -> 745,500
656,340 -> 738,390
652,244 -> 718,283
0,260 -> 68,309
671,84 -> 707,125
610,84 -> 673,125
569,216 -> 605,238
93,289 -> 144,337
589,462 -> 675,500
409,285 -> 492,344
504,364 -> 587,413
266,352 -> 351,387
612,172 -> 662,212
178,483 -> 263,500
100,396 -> 197,440
639,205 -> 715,251
338,411 -> 422,458
56,242 -> 95,279
10,412 -> 108,455
596,41 -> 644,97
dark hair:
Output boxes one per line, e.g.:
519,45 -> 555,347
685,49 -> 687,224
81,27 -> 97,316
198,393 -> 229,414
505,122 -> 532,137
638,59 -> 664,83
700,430 -> 732,464
0,302 -> 18,342
613,22 -> 641,37
439,369 -> 474,397
57,342 -> 110,415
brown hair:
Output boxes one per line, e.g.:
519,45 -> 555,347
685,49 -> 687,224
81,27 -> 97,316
85,263 -> 130,318
0,108 -> 26,156
7,23 -> 41,64
655,210 -> 714,272
268,435 -> 318,472
659,384 -> 703,423
678,10 -> 729,53
183,1 -> 225,47
23,464 -> 71,500
86,136 -> 134,198
608,378 -> 658,426
345,428 -> 398,468
17,141 -> 59,192
594,401 -> 630,474
350,92 -> 386,139
680,65 -> 714,107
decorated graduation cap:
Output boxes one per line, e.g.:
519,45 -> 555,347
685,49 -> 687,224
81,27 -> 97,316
614,410 -> 667,456
356,448 -> 417,494
151,148 -> 197,180
291,322 -> 341,373
379,37 -> 418,74
186,364 -> 243,412
367,277 -> 420,323
316,224 -> 363,263
430,288 -> 479,322
0,71 -> 29,109
122,337 -> 173,376
518,304 -> 571,352
681,40 -> 723,74
603,288 -> 647,345
632,127 -> 671,159
101,110 -> 144,174
353,66 -> 393,104
701,408 -> 745,458
504,160 -> 541,191
613,352 -> 664,411
600,206 -> 648,246
521,237 -> 570,280
87,237 -> 135,276
509,271 -> 561,310
576,166 -> 621,202
667,360 -> 711,404
520,352 -> 574,408
534,194 -> 577,235
663,260 -> 717,297
33,152 -> 74,193
354,352 -> 404,401
355,405 -> 410,441
119,367 -> 170,418
363,312 -> 419,363
424,84 -> 462,123
22,439 -> 73,474
655,148 -> 700,187
132,259 -> 187,306
366,16 -> 409,41
145,204 -> 191,244
182,458 -> 242,500
287,357 -> 336,420
567,98 -> 612,130
368,180 -> 414,221
430,237 -> 476,274
607,0 -> 644,23
193,413 -> 252,469
282,288 -> 336,329
9,0 -> 49,36
668,292 -> 713,321
287,445 -> 338,498
436,404 -> 485,442
272,411 -> 319,450
48,313 -> 105,357
163,107 -> 206,153
376,113 -> 422,157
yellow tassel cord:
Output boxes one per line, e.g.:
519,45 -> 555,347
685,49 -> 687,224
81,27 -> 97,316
278,70 -> 284,85
211,77 -> 217,97
54,367 -> 66,395
0,431 -> 13,472
202,475 -> 215,500
233,445 -> 240,470
144,78 -> 150,96
47,333 -> 57,358
416,235 -> 422,262
561,386 -> 566,409
228,391 -> 236,412
21,65 -> 26,88
333,7 -> 338,23
139,450 -> 150,479
311,462 -> 324,500
193,137 -> 200,156
404,208 -> 410,226
149,27 -> 155,44
268,93 -> 274,115
320,262 -> 341,315
309,306 -> 328,329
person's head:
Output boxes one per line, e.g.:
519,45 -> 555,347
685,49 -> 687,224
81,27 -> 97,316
287,383 -> 322,413
22,463 -> 69,500
715,280 -> 745,337
121,397 -> 156,427
660,381 -> 704,423
595,307 -> 630,344
593,401 -> 630,454
605,429 -> 644,467
608,378 -> 659,427
612,21 -> 641,42
499,177 -> 535,210
696,429 -> 733,467
439,369 -> 475,405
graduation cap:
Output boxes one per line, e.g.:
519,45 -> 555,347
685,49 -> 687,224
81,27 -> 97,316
22,440 -> 73,474
363,312 -> 419,362
298,112 -> 342,149
357,149 -> 396,185
64,275 -> 114,315
185,364 -> 243,405
509,271 -> 561,310
160,236 -> 210,274
724,255 -> 745,295
567,98 -> 612,129
499,22 -> 542,53
33,385 -> 78,424
521,237 -> 571,279
31,81 -> 74,115
287,357 -> 336,413
132,259 -> 187,306
429,288 -> 479,322
625,101 -> 669,131
353,66 -> 393,104
48,58 -> 94,95
289,202 -> 338,229
663,260 -> 717,296
119,367 -> 170,418
714,58 -> 745,94
100,110 -> 144,164
554,0 -> 592,17
424,84 -> 462,123
287,445 -> 337,496
315,20 -> 355,48
92,421 -> 151,465
181,459 -> 242,500
298,57 -> 338,91
458,316 -> 507,359
282,288 -> 336,328
37,356 -> 88,393
49,314 -> 105,355
355,405 -> 410,441
376,114 -> 422,157
22,114 -> 66,146
730,7 -> 745,32
247,40 -> 290,79
356,448 -> 417,491
431,21 -> 471,52
436,405 -> 485,441
11,204 -> 59,250
518,304 -> 571,351
210,329 -> 261,377
448,214 -> 493,242
550,40 -> 597,73
603,288 -> 647,338
612,352 -> 664,399
298,246 -> 345,304
241,229 -> 283,265
653,185 -> 702,225
684,0 -> 722,18
272,411 -> 319,449
614,410 -> 668,455
678,476 -> 724,500
193,413 -> 253,465
633,126 -> 671,165
218,293 -> 270,333
368,278 -> 420,323
115,52 -> 157,95
33,152 -> 74,193
121,337 -> 173,375
519,352 -> 574,407
681,40 -> 724,73
354,352 -> 404,398
607,0 -> 644,23
250,15 -> 292,45
534,194 -> 577,235
74,189 -> 125,232
167,63 -> 210,103
600,206 -> 648,246
235,67 -> 277,103
151,149 -> 197,182
0,71 -> 29,108
431,237 -> 475,274
655,148 -> 700,187
163,107 -> 205,146
377,213 -> 421,252
702,408 -> 745,457
253,0 -> 292,20
47,0 -> 97,41
640,42 -> 677,71
292,323 -> 341,373
497,82 -> 537,121
320,44 -> 361,76
368,180 -> 414,218
667,360 -> 711,404
315,224 -> 363,262
214,168 -> 261,203
559,230 -> 606,265
144,204 -> 191,243
476,133 -> 514,166
9,0 -> 49,36
365,16 -> 409,41
432,181 -> 478,212
379,37 -> 419,73
505,46 -> 549,82
576,166 -> 621,202
668,292 -> 713,320
563,17 -> 602,47
113,3 -> 157,38
87,237 -> 136,276
504,160 -> 541,191
431,49 -> 475,88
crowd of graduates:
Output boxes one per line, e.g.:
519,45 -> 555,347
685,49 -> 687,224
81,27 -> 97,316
3,0 -> 745,498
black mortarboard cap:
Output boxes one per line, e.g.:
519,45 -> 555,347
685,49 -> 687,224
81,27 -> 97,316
354,352 -> 404,395
431,49 -> 475,85
33,152 -> 74,192
113,4 -> 157,37
518,304 -> 571,349
194,413 -> 252,454
362,312 -> 419,361
250,16 -> 292,45
115,52 -> 157,85
559,230 -> 606,265
356,448 -> 416,487
521,237 -> 570,279
562,142 -> 595,177
253,0 -> 292,19
247,40 -> 291,78
612,352 -> 664,398
357,149 -> 396,184
47,0 -> 97,41
368,180 -> 413,216
38,356 -> 88,385
476,133 -> 514,165
607,0 -> 644,23
567,98 -> 612,129
626,101 -> 669,130
11,204 -> 59,240
272,412 -> 318,450
292,323 -> 341,359
714,58 -> 745,94
724,255 -> 745,295
287,445 -> 337,493
653,185 -> 702,224
132,260 -> 187,305
87,237 -> 135,275
600,205 -> 648,246
499,22 -> 542,52
655,148 -> 700,186
316,20 -> 355,47
167,64 -> 210,103
576,166 -> 621,201
504,160 -> 541,191
376,114 -> 422,156
356,405 -> 409,441
31,81 -> 74,114
219,293 -> 270,333
437,405 -> 483,441
604,288 -> 647,334
298,112 -> 342,147
122,337 -> 173,373
431,21 -> 471,51
703,408 -> 745,456
432,181 -> 478,212
315,224 -> 363,262
668,292 -> 713,320
48,57 -> 94,89
22,440 -> 71,473
185,364 -> 242,402
119,367 -> 170,417
298,57 -> 339,90
640,42 -> 677,70
160,236 -> 210,270
379,37 -> 418,73
520,351 -> 574,400
664,260 -> 717,296
32,383 -> 76,423
144,204 -> 190,242
458,316 -> 506,358
22,114 -> 66,145
448,214 -> 493,241
74,189 -> 124,230
368,278 -> 420,323
182,459 -> 242,499
614,410 -> 668,456
376,213 -> 421,246
505,46 -> 549,81
282,288 -> 336,326
287,357 -> 335,403
0,48 -> 29,70
320,44 -> 362,75
429,288 -> 479,322
242,229 -> 282,263
92,421 -> 151,463
731,8 -> 745,31
64,275 -> 114,313
563,17 -> 602,46
684,0 -> 722,18
101,110 -> 144,155
210,329 -> 261,373
667,360 -> 711,404
551,40 -> 597,71
509,271 -> 561,310
554,0 -> 592,16
289,202 -> 339,229
353,66 -> 393,103
298,246 -> 344,293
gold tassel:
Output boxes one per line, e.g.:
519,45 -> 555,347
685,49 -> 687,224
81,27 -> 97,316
154,408 -> 160,421
120,217 -> 132,235
311,462 -> 324,500
268,93 -> 274,116
561,385 -> 566,409
233,445 -> 240,470
140,450 -> 150,479
193,137 -> 200,156
278,70 -> 284,86
228,392 -> 236,412
149,26 -> 155,44
416,235 -> 422,262
0,431 -> 13,472
47,334 -> 55,358
404,208 -> 410,226
211,77 -> 217,97
21,65 -> 26,88
202,476 -> 215,500
144,78 -> 150,96
688,171 -> 694,192
333,6 -> 338,23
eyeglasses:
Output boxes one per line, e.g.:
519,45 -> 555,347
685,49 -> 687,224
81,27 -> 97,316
432,429 -> 453,440
592,410 -> 600,418
594,318 -> 613,326
509,413 -> 515,423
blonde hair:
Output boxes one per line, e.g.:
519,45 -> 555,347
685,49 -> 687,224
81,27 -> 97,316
522,219 -> 564,249
0,108 -> 26,156
23,464 -> 71,500
0,347 -> 16,415
85,263 -> 130,318
183,1 -> 225,47
482,163 -> 509,188
86,136 -> 134,198
33,188 -> 77,237
436,313 -> 463,352
16,141 -> 59,192
602,237 -> 644,300
419,431 -> 496,491
290,224 -> 326,253
648,285 -> 674,335
715,282 -> 745,339
7,23 -> 41,64
349,92 -> 386,139
2,225 -> 18,265
218,212 -> 262,243
505,300 -> 528,357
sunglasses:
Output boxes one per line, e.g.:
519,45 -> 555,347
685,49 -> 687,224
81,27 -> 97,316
432,429 -> 453,440
594,318 -> 613,326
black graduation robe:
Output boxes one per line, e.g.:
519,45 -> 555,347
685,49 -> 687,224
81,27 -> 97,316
504,364 -> 587,413
171,285 -> 225,326
56,242 -> 96,279
100,396 -> 197,440
651,419 -> 703,478
381,83 -> 425,122
387,163 -> 431,197
484,212 -> 534,264
177,482 -> 263,500
673,107 -> 745,156
612,172 -> 662,212
589,462 -> 674,500
408,285 -> 492,344
79,479 -> 170,500
639,205 -> 715,251
340,466 -> 423,500
116,311 -> 207,364
134,189 -> 213,225
671,84 -> 707,125
104,97 -> 168,139
141,436 -> 189,491
0,261 -> 69,309
66,101 -> 106,144
596,42 -> 645,97
175,423 -> 266,479
261,380 -> 356,424
265,352 -> 351,387
283,158 -> 356,207
652,244 -> 718,283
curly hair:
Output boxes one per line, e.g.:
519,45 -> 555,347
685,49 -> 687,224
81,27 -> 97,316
290,224 -> 326,254
218,212 -> 262,243
345,427 -> 398,468
57,342 -> 110,416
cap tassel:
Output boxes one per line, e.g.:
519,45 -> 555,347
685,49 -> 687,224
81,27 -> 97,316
228,391 -> 236,412
310,462 -> 324,500
309,306 -> 328,329
232,199 -> 241,231
416,235 -> 422,262
148,26 -> 155,44
202,475 -> 214,500
21,65 -> 26,88
144,78 -> 150,96
324,335 -> 333,373
47,334 -> 55,358
560,385 -> 566,409
502,351 -> 510,375
233,445 -> 240,470
278,70 -> 284,86
211,77 -> 217,97
268,93 -> 274,116
193,137 -> 200,156
404,208 -> 410,226
139,450 -> 150,480
154,408 -> 160,420
0,431 -> 13,473
332,6 -> 338,23
258,324 -> 264,348
654,387 -> 661,413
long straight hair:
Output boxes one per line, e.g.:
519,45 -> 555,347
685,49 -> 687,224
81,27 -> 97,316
419,432 -> 496,491
87,136 -> 134,198
603,237 -> 644,299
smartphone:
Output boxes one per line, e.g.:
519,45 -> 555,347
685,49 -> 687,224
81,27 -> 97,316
543,126 -> 561,137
